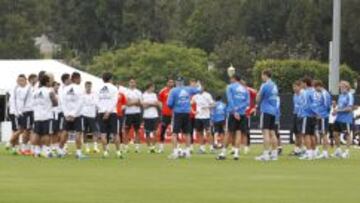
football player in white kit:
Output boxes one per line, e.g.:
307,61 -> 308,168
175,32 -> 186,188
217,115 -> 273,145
124,78 -> 143,153
9,74 -> 29,154
82,81 -> 100,154
60,72 -> 85,159
141,82 -> 161,153
192,87 -> 215,154
97,72 -> 122,158
32,74 -> 58,158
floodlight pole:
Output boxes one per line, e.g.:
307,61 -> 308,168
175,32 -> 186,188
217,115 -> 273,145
329,0 -> 341,95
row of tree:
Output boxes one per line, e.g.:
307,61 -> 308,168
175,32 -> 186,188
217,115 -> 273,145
1,0 -> 360,85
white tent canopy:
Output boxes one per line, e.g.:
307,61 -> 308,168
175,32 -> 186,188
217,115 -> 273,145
0,59 -> 103,93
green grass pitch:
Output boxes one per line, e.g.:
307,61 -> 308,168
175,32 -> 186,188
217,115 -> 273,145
0,144 -> 359,203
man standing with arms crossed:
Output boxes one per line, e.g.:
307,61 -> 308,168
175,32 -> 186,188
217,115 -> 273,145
124,78 -> 142,153
158,78 -> 174,153
255,69 -> 279,161
332,81 -> 354,159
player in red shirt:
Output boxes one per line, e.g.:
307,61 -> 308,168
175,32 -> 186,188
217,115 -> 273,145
116,88 -> 127,152
158,78 -> 174,153
243,80 -> 257,154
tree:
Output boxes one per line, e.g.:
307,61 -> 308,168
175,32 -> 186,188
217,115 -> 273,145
0,0 -> 51,58
89,40 -> 226,94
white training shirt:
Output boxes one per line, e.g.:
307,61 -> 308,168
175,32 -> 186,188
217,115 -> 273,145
60,83 -> 84,117
354,107 -> 360,125
8,86 -> 16,115
12,85 -> 30,116
81,92 -> 98,118
329,106 -> 337,124
118,85 -> 128,95
32,87 -> 54,121
192,91 -> 214,119
96,82 -> 118,114
57,84 -> 68,113
23,84 -> 35,112
142,91 -> 159,119
125,88 -> 142,114
52,93 -> 61,120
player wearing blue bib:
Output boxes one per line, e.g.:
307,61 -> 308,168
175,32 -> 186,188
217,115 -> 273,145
298,77 -> 318,160
211,96 -> 227,148
255,70 -> 279,161
167,77 -> 201,159
332,81 -> 354,159
312,80 -> 331,159
217,75 -> 249,160
274,96 -> 282,155
291,80 -> 305,156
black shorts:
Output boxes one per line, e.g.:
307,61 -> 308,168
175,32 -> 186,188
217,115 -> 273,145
18,111 -> 34,130
9,114 -> 18,131
82,116 -> 99,134
98,113 -> 119,135
172,113 -> 191,134
64,116 -> 83,132
58,113 -> 65,131
161,115 -> 172,127
52,119 -> 59,134
34,120 -> 54,136
227,114 -> 248,133
195,119 -> 210,132
144,118 -> 158,136
334,121 -> 352,134
316,118 -> 329,135
300,117 -> 317,136
275,123 -> 280,139
292,114 -> 299,135
213,121 -> 225,134
260,113 -> 276,130
125,113 -> 142,130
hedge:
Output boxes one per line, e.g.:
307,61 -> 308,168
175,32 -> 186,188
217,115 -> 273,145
252,59 -> 358,93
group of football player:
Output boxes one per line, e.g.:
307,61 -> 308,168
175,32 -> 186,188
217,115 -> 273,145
5,69 -> 355,161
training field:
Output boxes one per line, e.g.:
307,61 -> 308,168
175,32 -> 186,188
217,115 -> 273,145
0,144 -> 359,203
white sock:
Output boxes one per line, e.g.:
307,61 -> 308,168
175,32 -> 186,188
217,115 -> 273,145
94,142 -> 98,148
263,150 -> 270,156
76,149 -> 82,156
173,148 -> 179,155
234,148 -> 239,157
57,147 -> 63,155
185,147 -> 191,156
200,145 -> 206,151
35,146 -> 41,155
271,150 -> 278,157
159,143 -> 164,150
135,144 -> 140,150
323,150 -> 328,156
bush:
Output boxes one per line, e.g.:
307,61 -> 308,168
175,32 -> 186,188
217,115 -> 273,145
253,59 -> 358,93
89,40 -> 226,94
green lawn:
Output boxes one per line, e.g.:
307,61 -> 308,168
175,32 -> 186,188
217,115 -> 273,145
0,144 -> 359,203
